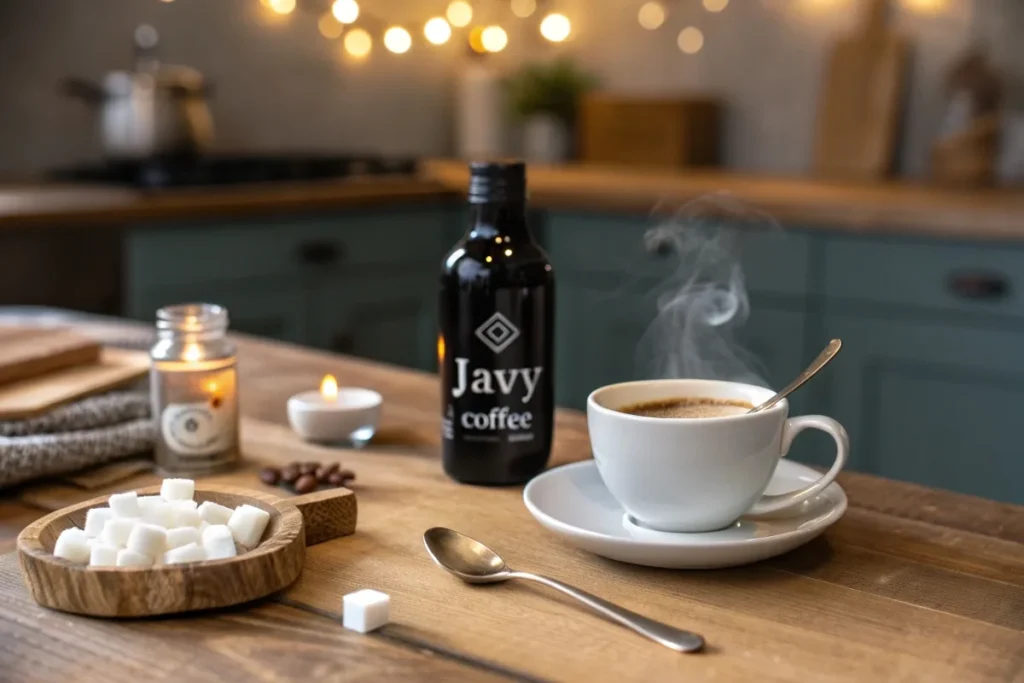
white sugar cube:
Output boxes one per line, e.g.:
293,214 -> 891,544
138,495 -> 162,509
53,528 -> 91,564
164,542 -> 206,564
165,526 -> 201,551
116,548 -> 153,567
227,504 -> 271,548
342,589 -> 390,633
171,499 -> 198,511
201,524 -> 237,560
89,544 -> 118,567
126,523 -> 166,560
199,521 -> 211,533
83,507 -> 114,537
108,491 -> 141,518
197,501 -> 233,526
160,478 -> 195,501
170,506 -> 202,529
142,501 -> 174,529
99,517 -> 137,548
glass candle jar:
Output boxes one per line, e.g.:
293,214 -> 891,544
150,303 -> 239,475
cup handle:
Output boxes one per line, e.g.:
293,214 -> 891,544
747,415 -> 849,516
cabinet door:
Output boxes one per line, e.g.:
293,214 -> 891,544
822,313 -> 1024,504
128,280 -> 308,343
311,274 -> 437,371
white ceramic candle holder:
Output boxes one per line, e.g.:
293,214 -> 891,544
287,376 -> 382,446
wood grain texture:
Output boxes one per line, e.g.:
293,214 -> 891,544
16,485 -> 307,617
1,327 -> 1023,682
0,556 -> 511,683
0,327 -> 100,386
0,347 -> 149,419
813,0 -> 908,180
293,487 -> 357,546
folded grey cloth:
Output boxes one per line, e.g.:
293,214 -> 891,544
0,392 -> 155,490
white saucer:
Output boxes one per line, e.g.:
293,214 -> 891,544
523,459 -> 847,569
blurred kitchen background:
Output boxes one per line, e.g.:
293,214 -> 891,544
1,0 -> 1023,503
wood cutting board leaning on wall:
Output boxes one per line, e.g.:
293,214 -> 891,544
813,0 -> 909,180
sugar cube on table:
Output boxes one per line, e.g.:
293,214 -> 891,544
160,478 -> 195,501
342,589 -> 391,633
164,542 -> 206,564
116,549 -> 153,567
99,517 -> 137,548
165,526 -> 201,551
126,523 -> 166,560
89,544 -> 118,567
108,492 -> 142,519
143,501 -> 174,529
172,499 -> 198,511
227,504 -> 270,548
138,495 -> 162,509
198,501 -> 233,526
83,508 -> 114,538
53,528 -> 91,564
201,524 -> 237,560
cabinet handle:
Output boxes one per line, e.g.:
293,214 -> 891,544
297,241 -> 344,266
331,332 -> 355,354
948,272 -> 1010,300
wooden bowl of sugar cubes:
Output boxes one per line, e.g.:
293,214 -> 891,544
16,478 -> 356,617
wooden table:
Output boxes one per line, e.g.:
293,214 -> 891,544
1,333 -> 1023,682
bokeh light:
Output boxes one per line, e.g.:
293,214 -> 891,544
318,13 -> 344,39
384,26 -> 412,54
424,17 -> 452,45
510,0 -> 536,18
638,2 -> 666,29
678,26 -> 704,54
540,13 -> 571,42
481,25 -> 508,52
447,1 -> 473,28
344,28 -> 372,58
332,0 -> 360,24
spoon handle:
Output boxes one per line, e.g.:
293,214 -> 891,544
508,571 -> 704,653
749,338 -> 842,414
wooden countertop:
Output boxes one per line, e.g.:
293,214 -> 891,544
1,161 -> 1023,241
2,322 -> 1023,682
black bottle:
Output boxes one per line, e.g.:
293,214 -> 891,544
439,161 -> 555,485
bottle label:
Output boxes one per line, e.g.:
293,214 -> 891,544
441,288 -> 552,451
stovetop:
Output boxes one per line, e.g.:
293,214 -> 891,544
47,154 -> 419,189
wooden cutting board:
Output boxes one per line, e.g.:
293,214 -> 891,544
0,347 -> 150,419
0,327 -> 100,386
813,0 -> 908,180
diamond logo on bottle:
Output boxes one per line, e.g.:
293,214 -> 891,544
474,312 -> 521,354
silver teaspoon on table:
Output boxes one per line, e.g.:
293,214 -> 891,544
748,338 -> 843,414
422,527 -> 705,653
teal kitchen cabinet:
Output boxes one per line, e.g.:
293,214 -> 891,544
820,312 -> 1024,504
125,204 -> 454,357
308,273 -> 438,371
127,278 -> 309,343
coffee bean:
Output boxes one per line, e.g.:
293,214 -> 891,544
280,465 -> 300,484
298,462 -> 318,476
259,467 -> 281,486
339,469 -> 356,483
315,463 -> 340,482
293,474 -> 318,494
327,471 -> 346,487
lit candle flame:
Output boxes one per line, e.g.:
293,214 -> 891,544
320,374 -> 339,400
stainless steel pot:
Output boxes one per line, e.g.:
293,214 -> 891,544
64,25 -> 214,159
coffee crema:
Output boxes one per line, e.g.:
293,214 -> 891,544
617,397 -> 754,419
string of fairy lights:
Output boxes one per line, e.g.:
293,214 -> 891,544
257,0 -> 573,59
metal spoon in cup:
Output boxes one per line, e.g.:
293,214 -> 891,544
423,527 -> 705,653
748,339 -> 842,414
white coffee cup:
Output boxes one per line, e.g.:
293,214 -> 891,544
587,379 -> 849,533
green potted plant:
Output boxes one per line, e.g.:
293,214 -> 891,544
505,58 -> 597,163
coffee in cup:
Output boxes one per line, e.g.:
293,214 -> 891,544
587,379 -> 849,533
618,397 -> 753,419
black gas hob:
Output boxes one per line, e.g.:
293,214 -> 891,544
48,154 -> 419,189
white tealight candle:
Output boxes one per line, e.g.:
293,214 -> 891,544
287,374 -> 382,445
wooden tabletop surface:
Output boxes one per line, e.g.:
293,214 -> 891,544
3,160 -> 1024,241
1,333 -> 1023,682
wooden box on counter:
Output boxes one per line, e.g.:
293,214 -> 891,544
578,94 -> 721,169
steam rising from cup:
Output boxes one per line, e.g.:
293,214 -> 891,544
635,196 -> 779,387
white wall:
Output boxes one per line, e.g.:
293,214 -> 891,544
0,0 -> 1016,176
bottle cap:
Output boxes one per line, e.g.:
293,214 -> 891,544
467,160 -> 526,204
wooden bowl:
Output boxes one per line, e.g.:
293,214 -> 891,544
16,484 -> 356,617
